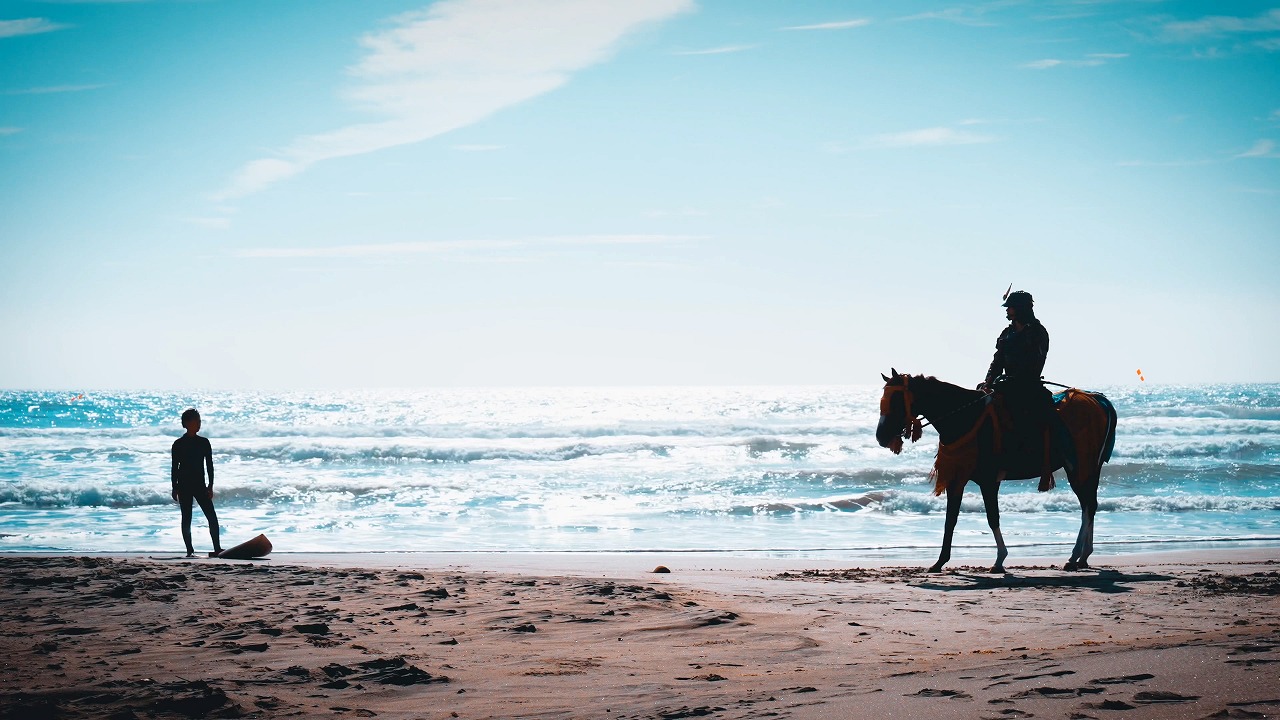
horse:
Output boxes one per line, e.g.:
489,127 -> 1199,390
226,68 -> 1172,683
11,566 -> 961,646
874,369 -> 1117,573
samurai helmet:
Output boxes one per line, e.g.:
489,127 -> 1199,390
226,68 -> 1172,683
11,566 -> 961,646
1002,290 -> 1033,309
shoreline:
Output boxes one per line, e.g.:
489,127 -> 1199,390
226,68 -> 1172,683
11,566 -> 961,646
3,547 -> 1279,718
5,541 -> 1279,573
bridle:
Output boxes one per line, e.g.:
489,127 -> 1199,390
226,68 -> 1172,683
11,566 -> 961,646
881,375 -> 923,443
881,374 -> 996,445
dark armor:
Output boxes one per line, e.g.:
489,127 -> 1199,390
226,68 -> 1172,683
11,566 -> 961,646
985,295 -> 1056,473
985,319 -> 1049,388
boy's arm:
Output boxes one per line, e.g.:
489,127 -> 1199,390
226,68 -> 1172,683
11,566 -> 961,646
205,438 -> 214,489
171,440 -> 180,493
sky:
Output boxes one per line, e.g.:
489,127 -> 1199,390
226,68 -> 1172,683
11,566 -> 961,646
1,0 -> 1278,390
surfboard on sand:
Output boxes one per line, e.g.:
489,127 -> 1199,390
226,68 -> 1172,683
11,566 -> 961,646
216,533 -> 272,560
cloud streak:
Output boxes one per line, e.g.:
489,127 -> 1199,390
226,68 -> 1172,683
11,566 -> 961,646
0,18 -> 69,38
673,44 -> 756,55
896,8 -> 999,27
781,19 -> 870,31
236,234 -> 707,259
863,126 -> 995,149
4,83 -> 107,95
1024,52 -> 1127,69
1161,9 -> 1280,40
214,0 -> 692,201
1238,139 -> 1279,159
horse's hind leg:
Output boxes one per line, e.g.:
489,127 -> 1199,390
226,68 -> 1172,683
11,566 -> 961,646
979,479 -> 1008,573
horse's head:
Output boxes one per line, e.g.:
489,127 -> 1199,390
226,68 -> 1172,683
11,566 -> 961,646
876,368 -> 921,455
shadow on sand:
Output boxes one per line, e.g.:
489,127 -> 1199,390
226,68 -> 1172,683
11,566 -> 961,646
912,568 -> 1175,594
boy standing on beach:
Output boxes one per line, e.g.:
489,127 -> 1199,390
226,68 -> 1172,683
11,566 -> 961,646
171,408 -> 224,558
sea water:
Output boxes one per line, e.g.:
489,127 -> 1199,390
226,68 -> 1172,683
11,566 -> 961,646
1,385 -> 1278,560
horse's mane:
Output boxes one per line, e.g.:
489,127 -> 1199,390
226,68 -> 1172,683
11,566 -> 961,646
888,373 -> 949,388
889,373 -> 981,402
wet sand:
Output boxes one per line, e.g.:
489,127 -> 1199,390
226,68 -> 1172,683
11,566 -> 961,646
1,549 -> 1278,719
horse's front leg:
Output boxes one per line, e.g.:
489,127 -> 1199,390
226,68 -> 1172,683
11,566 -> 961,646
929,480 -> 965,572
979,477 -> 1008,573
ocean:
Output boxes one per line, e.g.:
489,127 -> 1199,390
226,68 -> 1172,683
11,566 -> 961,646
2,385 -> 1278,561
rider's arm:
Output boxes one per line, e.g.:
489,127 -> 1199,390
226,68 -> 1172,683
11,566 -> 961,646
983,339 -> 1004,388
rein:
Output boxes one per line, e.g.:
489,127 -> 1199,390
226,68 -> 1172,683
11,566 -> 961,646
882,375 -> 990,443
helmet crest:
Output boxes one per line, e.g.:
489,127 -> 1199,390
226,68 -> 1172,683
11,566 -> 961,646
1002,290 -> 1033,309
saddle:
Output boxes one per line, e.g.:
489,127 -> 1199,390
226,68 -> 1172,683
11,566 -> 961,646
929,390 -> 1077,496
990,391 -> 1076,490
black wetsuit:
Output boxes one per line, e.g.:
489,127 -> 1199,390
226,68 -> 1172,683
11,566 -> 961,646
171,434 -> 221,554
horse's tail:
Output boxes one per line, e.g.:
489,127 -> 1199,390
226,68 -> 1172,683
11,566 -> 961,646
1057,389 -> 1118,477
1089,392 -> 1118,466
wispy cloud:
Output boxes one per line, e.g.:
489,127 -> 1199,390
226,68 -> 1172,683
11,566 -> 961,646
237,234 -> 706,259
1116,139 -> 1280,166
673,44 -> 756,55
1116,158 -> 1217,168
862,126 -> 996,149
453,143 -> 504,151
1161,9 -> 1280,40
781,19 -> 870,31
0,17 -> 69,38
1238,139 -> 1279,159
896,8 -> 999,27
957,117 -> 1044,126
184,216 -> 232,230
1024,52 -> 1127,69
214,0 -> 693,202
4,83 -> 107,95
0,126 -> 22,136
1157,8 -> 1280,53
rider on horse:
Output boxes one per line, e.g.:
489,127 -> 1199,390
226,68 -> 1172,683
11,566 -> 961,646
978,290 -> 1062,486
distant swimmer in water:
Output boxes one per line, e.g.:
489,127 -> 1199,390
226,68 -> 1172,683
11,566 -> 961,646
171,408 -> 223,558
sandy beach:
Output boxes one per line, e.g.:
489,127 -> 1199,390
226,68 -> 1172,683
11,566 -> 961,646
2,549 -> 1278,719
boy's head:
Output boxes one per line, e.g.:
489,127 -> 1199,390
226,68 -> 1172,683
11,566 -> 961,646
181,408 -> 201,433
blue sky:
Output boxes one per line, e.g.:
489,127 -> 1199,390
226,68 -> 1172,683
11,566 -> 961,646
1,0 -> 1277,389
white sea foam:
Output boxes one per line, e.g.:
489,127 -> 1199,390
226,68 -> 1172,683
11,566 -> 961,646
2,385 -> 1278,553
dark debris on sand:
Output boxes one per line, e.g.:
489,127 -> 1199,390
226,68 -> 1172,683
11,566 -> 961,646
774,567 -> 930,582
0,680 -> 246,720
1,556 -> 741,720
1185,572 -> 1280,595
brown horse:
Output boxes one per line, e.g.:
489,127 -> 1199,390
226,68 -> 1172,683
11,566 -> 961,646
875,369 -> 1117,573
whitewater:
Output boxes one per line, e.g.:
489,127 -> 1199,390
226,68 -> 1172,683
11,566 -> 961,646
2,385 -> 1278,560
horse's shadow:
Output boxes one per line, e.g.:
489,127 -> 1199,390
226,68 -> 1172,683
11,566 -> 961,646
911,568 -> 1174,594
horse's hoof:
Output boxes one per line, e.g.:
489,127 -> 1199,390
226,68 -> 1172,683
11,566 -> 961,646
927,563 -> 945,573
991,565 -> 1007,574
1064,561 -> 1085,572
